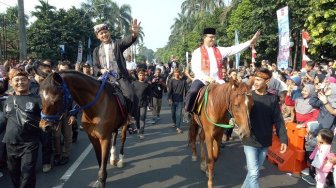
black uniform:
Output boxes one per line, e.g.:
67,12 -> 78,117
3,94 -> 41,188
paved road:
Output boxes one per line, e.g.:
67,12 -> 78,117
0,96 -> 317,188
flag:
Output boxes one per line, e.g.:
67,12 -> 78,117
86,37 -> 93,66
251,45 -> 257,64
301,31 -> 310,68
235,30 -> 240,69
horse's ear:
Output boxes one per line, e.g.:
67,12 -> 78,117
52,72 -> 63,85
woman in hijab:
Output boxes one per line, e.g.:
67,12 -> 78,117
285,84 -> 320,128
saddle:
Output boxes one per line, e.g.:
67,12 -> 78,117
106,82 -> 127,118
191,86 -> 208,114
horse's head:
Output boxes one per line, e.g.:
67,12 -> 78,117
39,72 -> 67,132
228,81 -> 253,139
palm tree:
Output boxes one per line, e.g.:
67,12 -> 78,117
31,0 -> 56,19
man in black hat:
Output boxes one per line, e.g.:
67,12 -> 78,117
184,27 -> 260,113
93,20 -> 140,116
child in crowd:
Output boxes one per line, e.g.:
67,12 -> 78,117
309,129 -> 334,188
132,69 -> 152,139
279,91 -> 292,121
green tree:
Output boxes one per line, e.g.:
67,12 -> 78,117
305,0 -> 336,59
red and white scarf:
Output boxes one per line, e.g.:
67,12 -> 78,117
200,45 -> 223,79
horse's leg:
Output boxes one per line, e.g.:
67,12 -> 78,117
88,135 -> 102,167
205,132 -> 215,188
109,131 -> 117,166
213,128 -> 224,162
94,138 -> 111,188
188,118 -> 199,161
117,124 -> 127,168
199,129 -> 207,173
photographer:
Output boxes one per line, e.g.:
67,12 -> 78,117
3,68 -> 41,188
149,68 -> 166,122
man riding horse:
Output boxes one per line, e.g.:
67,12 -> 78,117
184,28 -> 260,114
93,20 -> 140,117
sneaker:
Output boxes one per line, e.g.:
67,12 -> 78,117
42,164 -> 51,173
301,168 -> 309,176
171,124 -> 176,128
139,134 -> 145,140
156,116 -> 160,120
302,175 -> 316,185
176,128 -> 183,134
0,171 -> 3,178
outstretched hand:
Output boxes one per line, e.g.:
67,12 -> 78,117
250,30 -> 261,46
131,19 -> 141,37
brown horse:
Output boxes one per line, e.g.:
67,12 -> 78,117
189,81 -> 253,188
39,71 -> 128,188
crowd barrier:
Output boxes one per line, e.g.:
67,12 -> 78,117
267,122 -> 307,174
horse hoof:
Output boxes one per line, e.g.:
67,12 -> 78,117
93,180 -> 105,188
117,160 -> 124,168
191,156 -> 197,162
200,163 -> 207,172
109,159 -> 117,166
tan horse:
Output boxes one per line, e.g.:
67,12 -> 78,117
189,81 -> 253,188
39,71 -> 128,188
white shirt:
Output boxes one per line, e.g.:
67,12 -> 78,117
103,43 -> 111,68
191,41 -> 251,83
103,43 -> 117,70
126,61 -> 137,71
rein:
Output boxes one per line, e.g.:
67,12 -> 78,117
203,84 -> 234,128
41,71 -> 119,123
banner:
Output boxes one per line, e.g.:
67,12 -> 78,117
77,42 -> 83,63
235,30 -> 240,69
276,6 -> 290,69
86,37 -> 93,66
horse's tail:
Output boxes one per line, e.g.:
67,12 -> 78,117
188,117 -> 199,146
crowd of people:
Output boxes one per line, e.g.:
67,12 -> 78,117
0,22 -> 336,188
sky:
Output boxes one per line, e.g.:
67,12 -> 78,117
0,0 -> 185,51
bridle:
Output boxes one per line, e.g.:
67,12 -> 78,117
40,71 -> 118,124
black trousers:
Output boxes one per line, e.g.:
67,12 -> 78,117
6,142 -> 39,188
118,78 -> 138,116
40,131 -> 52,165
184,79 -> 205,112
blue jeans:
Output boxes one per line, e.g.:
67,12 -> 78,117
171,101 -> 183,128
242,145 -> 269,188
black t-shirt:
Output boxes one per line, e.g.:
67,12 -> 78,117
150,75 -> 165,99
168,78 -> 187,102
132,81 -> 151,107
242,91 -> 288,147
3,94 -> 42,143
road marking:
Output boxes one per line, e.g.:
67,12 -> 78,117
53,144 -> 93,188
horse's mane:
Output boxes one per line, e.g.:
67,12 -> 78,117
59,71 -> 118,98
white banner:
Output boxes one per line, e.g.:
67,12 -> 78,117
276,6 -> 290,69
77,42 -> 83,63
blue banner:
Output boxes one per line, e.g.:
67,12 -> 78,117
276,6 -> 290,69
